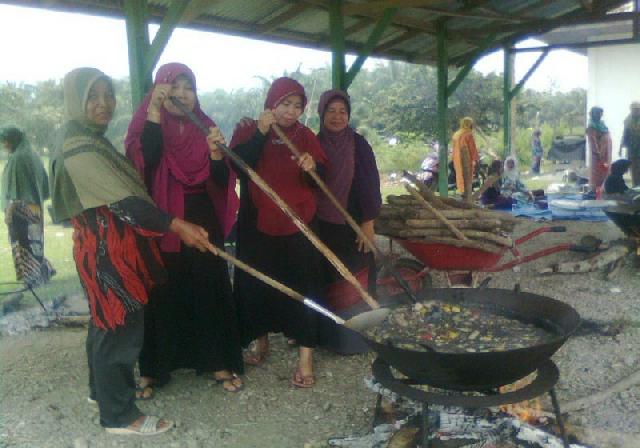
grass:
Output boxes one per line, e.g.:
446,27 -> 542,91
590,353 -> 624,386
0,158 -> 82,307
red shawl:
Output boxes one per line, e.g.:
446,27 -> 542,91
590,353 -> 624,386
230,77 -> 327,236
125,63 -> 238,251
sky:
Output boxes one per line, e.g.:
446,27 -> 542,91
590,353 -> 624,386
0,4 -> 587,93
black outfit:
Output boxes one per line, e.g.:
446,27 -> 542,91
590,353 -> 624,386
232,131 -> 324,348
80,196 -> 169,428
138,121 -> 243,384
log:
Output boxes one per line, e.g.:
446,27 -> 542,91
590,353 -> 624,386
394,228 -> 513,247
539,244 -> 630,274
404,218 -> 511,231
404,236 -> 504,254
380,204 -> 519,224
402,171 -> 477,209
405,184 -> 468,241
379,205 -> 517,230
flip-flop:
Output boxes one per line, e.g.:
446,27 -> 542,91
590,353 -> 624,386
105,415 -> 174,436
214,373 -> 244,393
291,368 -> 315,389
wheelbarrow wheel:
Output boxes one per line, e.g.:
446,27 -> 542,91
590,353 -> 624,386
377,258 -> 431,300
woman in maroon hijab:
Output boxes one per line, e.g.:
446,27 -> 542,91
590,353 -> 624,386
230,77 -> 327,388
315,90 -> 381,354
125,63 -> 243,395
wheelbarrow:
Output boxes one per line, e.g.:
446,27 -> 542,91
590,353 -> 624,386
376,226 -> 578,290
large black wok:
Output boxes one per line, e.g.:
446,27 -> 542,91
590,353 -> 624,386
362,288 -> 580,391
605,204 -> 640,239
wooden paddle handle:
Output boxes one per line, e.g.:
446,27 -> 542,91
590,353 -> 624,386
272,124 -> 380,256
405,184 -> 469,241
206,243 -> 345,325
272,124 -> 421,304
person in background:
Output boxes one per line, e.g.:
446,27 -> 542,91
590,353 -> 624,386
603,159 -> 638,202
50,67 -> 211,435
314,89 -> 382,354
586,106 -> 612,192
1,126 -> 55,288
530,129 -> 543,175
501,156 -> 533,202
480,160 -> 513,210
230,77 -> 327,388
452,117 -> 479,199
125,63 -> 244,396
620,101 -> 640,187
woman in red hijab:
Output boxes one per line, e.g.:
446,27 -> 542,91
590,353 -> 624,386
230,77 -> 327,388
125,63 -> 243,395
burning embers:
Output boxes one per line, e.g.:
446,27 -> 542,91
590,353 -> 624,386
327,376 -> 587,448
364,301 -> 555,353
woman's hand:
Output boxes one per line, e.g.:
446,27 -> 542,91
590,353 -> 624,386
147,84 -> 171,122
356,220 -> 375,253
257,110 -> 276,135
297,152 -> 316,172
207,127 -> 226,160
169,218 -> 211,252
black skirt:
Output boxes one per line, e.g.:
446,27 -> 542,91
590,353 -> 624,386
234,222 -> 325,348
139,193 -> 243,382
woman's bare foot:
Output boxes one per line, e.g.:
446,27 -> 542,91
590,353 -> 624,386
244,335 -> 269,366
213,370 -> 244,392
292,346 -> 315,388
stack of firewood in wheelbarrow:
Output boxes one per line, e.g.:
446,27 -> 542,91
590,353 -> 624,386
375,178 -> 518,253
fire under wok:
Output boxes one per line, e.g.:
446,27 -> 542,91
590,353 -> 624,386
354,288 -> 580,391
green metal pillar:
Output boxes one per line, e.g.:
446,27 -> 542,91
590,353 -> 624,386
503,43 -> 514,157
436,23 -> 449,197
124,0 -> 151,108
329,0 -> 346,90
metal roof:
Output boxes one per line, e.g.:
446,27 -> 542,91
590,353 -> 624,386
1,0 -> 634,66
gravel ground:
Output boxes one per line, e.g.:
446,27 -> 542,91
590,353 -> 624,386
1,219 -> 639,448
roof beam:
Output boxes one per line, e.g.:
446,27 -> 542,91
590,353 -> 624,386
344,7 -> 398,88
418,6 -> 530,22
145,0 -> 192,77
344,17 -> 374,36
258,3 -> 310,33
374,29 -> 419,52
342,0 -> 442,16
298,0 -> 437,33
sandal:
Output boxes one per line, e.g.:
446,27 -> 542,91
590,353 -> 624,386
105,415 -> 174,436
214,372 -> 244,393
291,368 -> 315,389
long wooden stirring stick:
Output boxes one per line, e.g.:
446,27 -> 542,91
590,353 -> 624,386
206,243 -> 345,325
169,96 -> 380,310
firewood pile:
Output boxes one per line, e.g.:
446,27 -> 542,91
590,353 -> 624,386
375,182 -> 519,254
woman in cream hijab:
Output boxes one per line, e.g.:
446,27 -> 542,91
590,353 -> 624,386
50,67 -> 210,435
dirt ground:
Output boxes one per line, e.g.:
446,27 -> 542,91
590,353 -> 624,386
1,219 -> 640,448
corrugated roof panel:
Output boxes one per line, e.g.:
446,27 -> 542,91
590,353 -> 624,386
1,0 -> 633,65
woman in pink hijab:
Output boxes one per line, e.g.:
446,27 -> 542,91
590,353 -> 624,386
125,63 -> 243,395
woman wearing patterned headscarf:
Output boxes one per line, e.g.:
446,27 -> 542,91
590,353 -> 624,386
452,117 -> 479,198
126,63 -> 243,395
50,67 -> 210,435
230,77 -> 327,388
586,106 -> 612,191
620,102 -> 640,187
1,126 -> 54,287
314,89 -> 381,354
